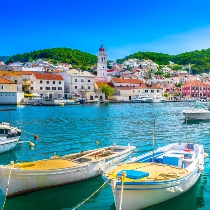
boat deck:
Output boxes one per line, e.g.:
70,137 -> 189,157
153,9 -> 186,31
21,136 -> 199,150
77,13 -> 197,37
13,148 -> 118,170
105,162 -> 189,182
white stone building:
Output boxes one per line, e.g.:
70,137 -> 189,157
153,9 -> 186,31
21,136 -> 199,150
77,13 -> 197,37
30,73 -> 64,99
0,77 -> 24,104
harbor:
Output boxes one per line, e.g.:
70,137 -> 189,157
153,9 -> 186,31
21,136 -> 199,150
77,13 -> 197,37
0,102 -> 209,210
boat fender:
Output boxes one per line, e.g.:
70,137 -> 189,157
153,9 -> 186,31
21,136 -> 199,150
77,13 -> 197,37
34,135 -> 38,140
204,153 -> 208,158
198,165 -> 204,172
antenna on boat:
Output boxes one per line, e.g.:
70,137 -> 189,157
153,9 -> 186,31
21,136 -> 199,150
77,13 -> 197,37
152,118 -> 156,163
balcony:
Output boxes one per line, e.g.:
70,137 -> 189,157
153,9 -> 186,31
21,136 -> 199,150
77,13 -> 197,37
22,80 -> 31,86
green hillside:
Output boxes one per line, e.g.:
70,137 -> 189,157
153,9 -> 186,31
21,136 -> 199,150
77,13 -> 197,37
0,56 -> 10,62
116,48 -> 210,74
6,48 -> 97,70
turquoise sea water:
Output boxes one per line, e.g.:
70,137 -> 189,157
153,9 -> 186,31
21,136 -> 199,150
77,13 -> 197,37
0,102 -> 209,210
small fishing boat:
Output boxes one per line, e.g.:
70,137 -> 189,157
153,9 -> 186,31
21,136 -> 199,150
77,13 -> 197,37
182,103 -> 210,120
103,142 -> 206,210
0,144 -> 135,196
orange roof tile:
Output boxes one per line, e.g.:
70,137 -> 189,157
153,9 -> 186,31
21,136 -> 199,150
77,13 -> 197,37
0,77 -> 16,84
112,78 -> 143,84
33,73 -> 63,80
183,80 -> 209,87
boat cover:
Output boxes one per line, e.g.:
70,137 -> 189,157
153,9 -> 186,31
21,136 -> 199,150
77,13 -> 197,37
117,170 -> 149,180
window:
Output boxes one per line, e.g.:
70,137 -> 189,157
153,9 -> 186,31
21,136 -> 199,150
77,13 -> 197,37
88,80 -> 90,82
15,80 -> 17,83
31,81 -> 33,84
52,87 -> 56,90
58,87 -> 62,90
157,90 -> 159,93
81,86 -> 84,89
47,81 -> 49,84
59,81 -> 61,84
0,86 -> 4,89
75,86 -> 77,89
53,81 -> 55,84
40,80 -> 42,84
31,87 -> 33,90
151,90 -> 154,93
145,90 -> 148,92
40,87 -> 43,90
45,87 -> 50,90
81,79 -> 84,82
88,86 -> 90,89
133,90 -> 134,93
75,79 -> 77,82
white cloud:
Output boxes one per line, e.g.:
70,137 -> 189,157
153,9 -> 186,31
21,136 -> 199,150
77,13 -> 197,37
108,26 -> 210,60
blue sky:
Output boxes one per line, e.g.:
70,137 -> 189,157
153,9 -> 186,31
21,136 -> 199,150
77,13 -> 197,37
1,0 -> 210,60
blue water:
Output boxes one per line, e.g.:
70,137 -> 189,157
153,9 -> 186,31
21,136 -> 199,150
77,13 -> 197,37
0,102 -> 209,210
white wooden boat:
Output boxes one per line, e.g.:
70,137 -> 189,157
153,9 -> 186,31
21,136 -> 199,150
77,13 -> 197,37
182,104 -> 210,120
0,144 -> 135,196
103,142 -> 206,210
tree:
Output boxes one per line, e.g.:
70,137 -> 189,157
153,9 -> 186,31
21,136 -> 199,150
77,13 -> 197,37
101,84 -> 114,99
174,82 -> 183,87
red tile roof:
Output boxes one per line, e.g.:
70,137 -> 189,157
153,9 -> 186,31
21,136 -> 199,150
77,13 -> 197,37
33,73 -> 63,80
183,80 -> 209,87
112,78 -> 143,84
0,77 -> 16,84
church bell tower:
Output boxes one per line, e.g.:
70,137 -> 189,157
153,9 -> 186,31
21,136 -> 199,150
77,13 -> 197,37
97,44 -> 107,81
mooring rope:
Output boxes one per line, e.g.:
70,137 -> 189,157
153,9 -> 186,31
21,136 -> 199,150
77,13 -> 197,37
72,180 -> 109,210
21,129 -> 36,136
1,164 -> 12,210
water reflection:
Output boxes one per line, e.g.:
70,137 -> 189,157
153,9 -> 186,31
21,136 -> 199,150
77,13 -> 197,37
147,174 -> 207,210
2,177 -> 103,210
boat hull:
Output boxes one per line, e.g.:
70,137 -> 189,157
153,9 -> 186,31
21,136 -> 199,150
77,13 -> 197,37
182,112 -> 210,120
0,146 -> 134,196
113,169 -> 201,210
0,138 -> 18,154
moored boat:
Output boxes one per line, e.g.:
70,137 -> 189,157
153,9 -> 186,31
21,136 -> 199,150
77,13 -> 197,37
0,122 -> 22,140
103,142 -> 206,210
0,135 -> 19,154
0,144 -> 135,196
153,95 -> 166,103
182,103 -> 210,120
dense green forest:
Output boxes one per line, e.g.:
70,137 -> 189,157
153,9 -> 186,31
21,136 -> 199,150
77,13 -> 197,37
6,48 -> 97,69
0,56 -> 10,62
116,48 -> 210,74
116,52 -> 174,65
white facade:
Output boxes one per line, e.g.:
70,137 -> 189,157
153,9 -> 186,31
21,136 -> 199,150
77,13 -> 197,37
0,92 -> 24,104
61,69 -> 95,98
97,45 -> 107,81
30,74 -> 64,99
